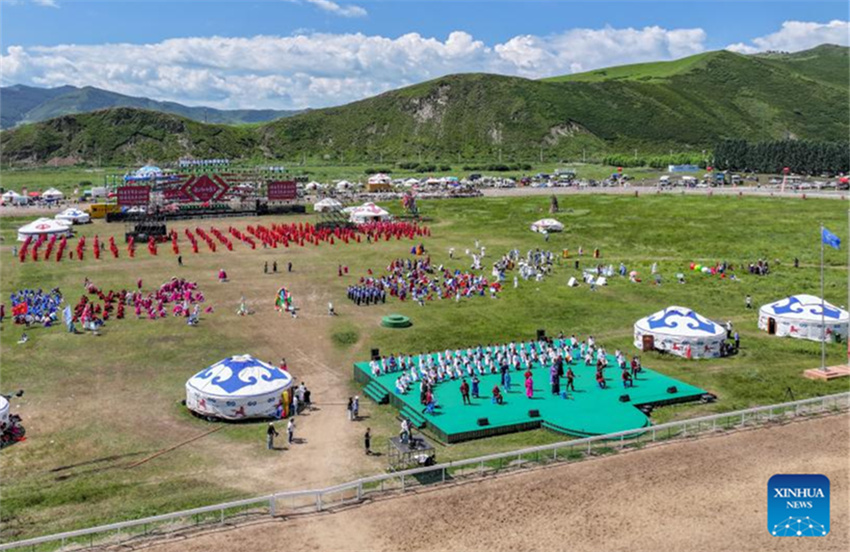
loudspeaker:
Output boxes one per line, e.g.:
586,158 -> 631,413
619,394 -> 630,403
667,386 -> 678,394
371,348 -> 380,361
536,329 -> 546,341
528,409 -> 540,418
477,417 -> 490,427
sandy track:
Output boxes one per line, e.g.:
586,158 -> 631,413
138,413 -> 849,552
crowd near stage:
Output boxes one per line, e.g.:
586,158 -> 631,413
355,339 -> 709,444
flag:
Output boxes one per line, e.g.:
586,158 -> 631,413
822,227 -> 841,250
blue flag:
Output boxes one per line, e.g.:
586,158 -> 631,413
822,227 -> 841,250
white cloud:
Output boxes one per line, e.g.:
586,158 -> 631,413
727,20 -> 849,54
304,0 -> 366,18
1,26 -> 707,110
31,0 -> 59,7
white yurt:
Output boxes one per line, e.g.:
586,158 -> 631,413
304,181 -> 324,191
313,198 -> 343,212
336,180 -> 354,192
17,218 -> 73,241
42,188 -> 65,201
0,396 -> 9,428
758,294 -> 849,342
530,218 -> 564,233
634,306 -> 726,359
367,173 -> 391,185
186,355 -> 294,420
55,208 -> 91,225
403,178 -> 420,187
133,165 -> 163,179
1,191 -> 28,206
349,202 -> 390,224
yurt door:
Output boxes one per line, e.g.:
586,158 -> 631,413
642,335 -> 655,352
768,318 -> 776,335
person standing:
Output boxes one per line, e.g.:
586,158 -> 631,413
273,261 -> 278,273
471,374 -> 480,398
525,374 -> 534,399
347,397 -> 354,421
352,396 -> 360,420
565,367 -> 576,392
287,418 -> 295,444
177,255 -> 183,266
288,261 -> 293,273
734,331 -> 740,350
745,295 -> 752,309
264,261 -> 268,274
291,393 -> 299,416
460,379 -> 471,405
364,428 -> 372,455
266,422 -> 279,450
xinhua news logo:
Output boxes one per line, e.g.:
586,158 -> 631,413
768,474 -> 830,537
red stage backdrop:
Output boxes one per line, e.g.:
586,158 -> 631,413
181,174 -> 230,202
117,186 -> 151,206
267,181 -> 297,201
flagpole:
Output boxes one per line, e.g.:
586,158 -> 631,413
821,222 -> 826,371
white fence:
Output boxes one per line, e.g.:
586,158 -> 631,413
3,392 -> 849,551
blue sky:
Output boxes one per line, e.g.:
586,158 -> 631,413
2,1 -> 848,109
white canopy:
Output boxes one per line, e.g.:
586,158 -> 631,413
368,173 -> 391,185
42,188 -> 64,200
336,180 -> 354,191
304,181 -> 324,191
313,198 -> 343,212
17,217 -> 73,241
0,396 -> 9,428
134,165 -> 163,178
1,191 -> 28,205
186,355 -> 294,420
634,306 -> 726,359
349,202 -> 390,224
56,208 -> 91,224
403,178 -> 420,187
758,294 -> 849,342
530,218 -> 564,233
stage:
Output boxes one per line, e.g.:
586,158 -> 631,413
355,346 -> 708,443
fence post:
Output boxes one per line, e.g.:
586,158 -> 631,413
357,482 -> 363,501
220,508 -> 224,524
269,495 -> 276,517
401,474 -> 406,491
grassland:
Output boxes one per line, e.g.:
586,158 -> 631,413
1,192 -> 848,543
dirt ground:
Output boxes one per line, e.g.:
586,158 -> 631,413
133,413 -> 849,552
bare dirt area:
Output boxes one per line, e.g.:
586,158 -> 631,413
139,413 -> 849,552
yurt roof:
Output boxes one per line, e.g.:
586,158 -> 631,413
635,306 -> 724,338
760,294 -> 849,323
186,355 -> 293,398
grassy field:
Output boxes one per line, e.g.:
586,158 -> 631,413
1,192 -> 848,543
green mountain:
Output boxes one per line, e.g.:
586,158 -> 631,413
1,45 -> 847,166
0,84 -> 300,129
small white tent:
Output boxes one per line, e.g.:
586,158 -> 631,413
0,396 -> 9,428
42,188 -> 65,201
313,198 -> 343,212
403,178 -> 420,187
758,294 -> 849,342
1,191 -> 28,206
186,355 -> 294,420
304,181 -> 324,191
530,218 -> 564,233
367,173 -> 391,185
349,202 -> 390,224
17,217 -> 73,241
634,306 -> 726,359
55,208 -> 91,225
336,180 -> 354,192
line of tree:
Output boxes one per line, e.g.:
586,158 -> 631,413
600,153 -> 706,169
713,139 -> 849,175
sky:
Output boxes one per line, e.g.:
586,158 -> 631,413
1,0 -> 848,110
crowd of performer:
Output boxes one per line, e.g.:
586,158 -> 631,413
369,335 -> 644,410
8,288 -> 63,326
493,248 -> 556,284
351,257 -> 500,306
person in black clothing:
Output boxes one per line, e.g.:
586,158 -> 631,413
264,261 -> 268,274
266,423 -> 279,450
273,261 -> 278,273
364,428 -> 372,455
177,255 -> 183,266
288,262 -> 292,272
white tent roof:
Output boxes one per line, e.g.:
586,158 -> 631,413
368,173 -> 391,184
530,218 -> 564,232
635,306 -> 725,339
56,208 -> 90,223
186,355 -> 293,399
336,180 -> 353,191
404,178 -> 420,186
135,165 -> 163,177
2,190 -> 21,199
17,217 -> 73,241
0,396 -> 9,426
305,181 -> 324,190
350,202 -> 389,215
42,188 -> 64,199
760,295 -> 849,324
313,198 -> 343,212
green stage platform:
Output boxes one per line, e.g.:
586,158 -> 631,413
354,344 -> 708,443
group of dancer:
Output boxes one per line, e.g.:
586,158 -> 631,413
346,285 -> 387,306
493,248 -> 557,284
7,288 -> 63,326
370,335 -> 644,411
356,257 -> 500,306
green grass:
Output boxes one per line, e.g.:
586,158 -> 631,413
1,192 -> 849,543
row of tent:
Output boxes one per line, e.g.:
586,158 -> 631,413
314,200 -> 391,223
634,296 -> 849,359
16,209 -> 91,241
1,188 -> 65,205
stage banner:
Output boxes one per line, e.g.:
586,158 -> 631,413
268,181 -> 297,201
117,186 -> 150,206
